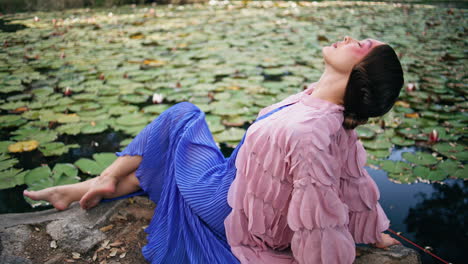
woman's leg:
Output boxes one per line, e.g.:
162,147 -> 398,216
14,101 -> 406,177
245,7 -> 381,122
23,170 -> 141,211
79,155 -> 143,209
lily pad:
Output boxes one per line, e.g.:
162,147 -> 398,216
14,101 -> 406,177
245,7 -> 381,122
0,166 -> 28,190
57,113 -> 80,123
436,159 -> 461,175
355,126 -> 376,139
74,152 -> 117,176
11,128 -> 58,144
390,136 -> 415,147
38,142 -> 80,157
213,127 -> 246,142
431,142 -> 466,160
387,172 -> 418,184
8,140 -> 40,153
81,122 -> 108,134
120,94 -> 149,104
413,165 -> 448,182
402,151 -> 439,165
361,138 -> 392,150
56,122 -> 87,135
379,160 -> 412,174
453,167 -> 468,179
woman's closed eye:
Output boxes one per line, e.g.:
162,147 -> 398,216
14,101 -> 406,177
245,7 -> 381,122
358,42 -> 362,48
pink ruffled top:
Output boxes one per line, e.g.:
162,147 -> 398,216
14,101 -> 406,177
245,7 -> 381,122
224,82 -> 390,264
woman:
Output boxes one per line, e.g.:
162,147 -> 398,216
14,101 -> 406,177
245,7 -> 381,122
24,36 -> 403,263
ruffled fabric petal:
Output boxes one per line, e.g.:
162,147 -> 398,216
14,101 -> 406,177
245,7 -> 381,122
339,130 -> 390,244
290,227 -> 355,264
286,117 -> 355,264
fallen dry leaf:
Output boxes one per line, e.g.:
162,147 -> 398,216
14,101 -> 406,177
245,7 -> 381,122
99,224 -> 114,232
101,239 -> 110,249
109,241 -> 124,247
50,240 -> 57,249
405,112 -> 420,118
109,248 -> 119,257
71,252 -> 80,259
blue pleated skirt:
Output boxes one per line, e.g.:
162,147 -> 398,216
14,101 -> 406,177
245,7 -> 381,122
113,101 -> 294,264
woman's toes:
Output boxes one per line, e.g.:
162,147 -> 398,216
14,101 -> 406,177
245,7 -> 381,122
23,190 -> 41,200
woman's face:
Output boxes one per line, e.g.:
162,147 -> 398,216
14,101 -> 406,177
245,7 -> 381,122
322,36 -> 386,74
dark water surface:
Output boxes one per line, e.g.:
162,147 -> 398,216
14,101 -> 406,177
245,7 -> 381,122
1,134 -> 465,264
369,146 -> 466,264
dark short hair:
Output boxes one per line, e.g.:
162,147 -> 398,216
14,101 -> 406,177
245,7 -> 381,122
342,44 -> 404,129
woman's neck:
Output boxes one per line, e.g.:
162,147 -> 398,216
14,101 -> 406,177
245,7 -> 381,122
309,67 -> 348,106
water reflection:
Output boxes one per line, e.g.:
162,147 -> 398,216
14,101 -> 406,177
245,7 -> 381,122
405,179 -> 467,264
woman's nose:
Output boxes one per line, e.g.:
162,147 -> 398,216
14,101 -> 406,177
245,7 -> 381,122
344,36 -> 351,43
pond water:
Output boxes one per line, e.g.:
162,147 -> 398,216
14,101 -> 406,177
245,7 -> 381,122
0,2 -> 466,264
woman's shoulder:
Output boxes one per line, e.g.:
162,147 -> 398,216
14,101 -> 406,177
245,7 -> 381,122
288,107 -> 345,144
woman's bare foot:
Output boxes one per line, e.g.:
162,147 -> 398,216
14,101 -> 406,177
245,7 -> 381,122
372,233 -> 402,250
79,176 -> 118,210
23,187 -> 74,211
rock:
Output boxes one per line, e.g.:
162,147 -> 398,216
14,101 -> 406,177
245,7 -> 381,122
0,199 -> 126,262
0,255 -> 33,264
0,197 -> 421,263
43,253 -> 67,264
0,199 -> 126,229
0,225 -> 31,255
46,220 -> 105,253
355,244 -> 422,264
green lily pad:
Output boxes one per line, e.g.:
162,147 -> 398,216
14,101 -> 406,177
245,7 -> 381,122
56,122 -> 87,135
38,142 -> 80,157
115,113 -> 149,126
431,142 -> 466,160
361,138 -> 392,150
74,152 -> 117,176
213,127 -> 246,142
391,136 -> 415,146
413,165 -> 447,182
0,167 -> 28,189
109,105 -> 138,116
379,160 -> 412,174
437,159 -> 461,175
355,126 -> 376,139
0,141 -> 15,154
402,151 -> 439,165
387,172 -> 418,184
142,104 -> 171,114
120,94 -> 149,104
81,122 -> 108,134
0,115 -> 25,128
367,149 -> 391,159
453,167 -> 468,179
0,154 -> 18,171
11,128 -> 58,144
57,113 -> 81,123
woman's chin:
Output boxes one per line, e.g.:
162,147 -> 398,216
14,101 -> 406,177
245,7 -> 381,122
321,46 -> 331,58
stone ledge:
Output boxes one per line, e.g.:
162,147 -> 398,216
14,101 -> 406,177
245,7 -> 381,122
0,197 -> 422,263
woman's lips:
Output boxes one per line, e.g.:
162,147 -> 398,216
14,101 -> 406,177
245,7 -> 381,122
333,42 -> 337,48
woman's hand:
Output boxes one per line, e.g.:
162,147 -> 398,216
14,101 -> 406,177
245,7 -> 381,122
371,233 -> 401,250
